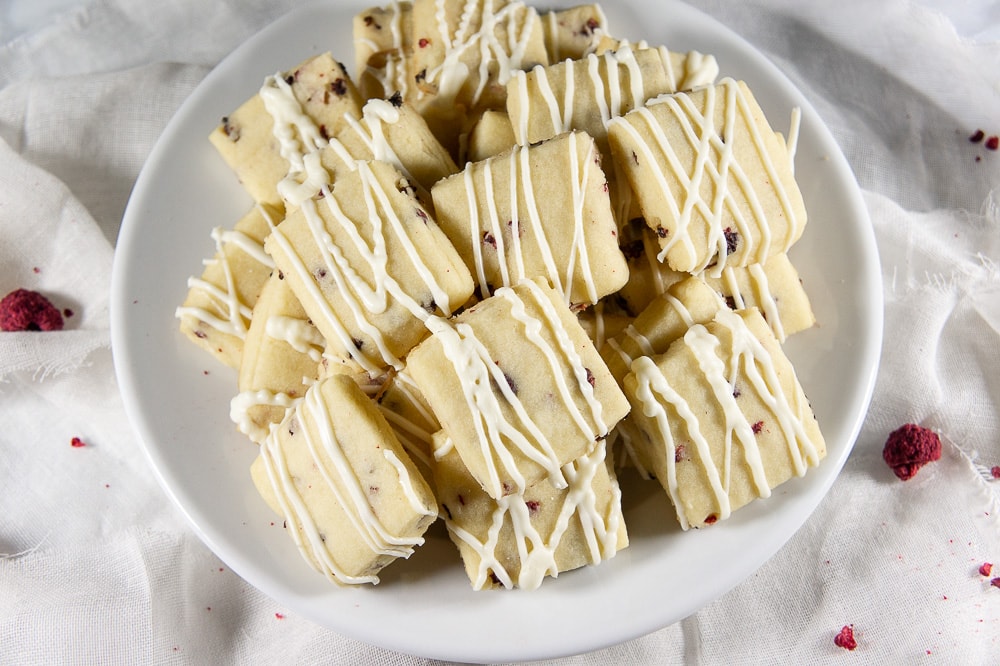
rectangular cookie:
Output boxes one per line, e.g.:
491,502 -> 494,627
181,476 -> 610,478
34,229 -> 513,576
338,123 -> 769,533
432,431 -> 627,590
176,203 -> 282,368
431,131 -> 627,306
607,78 -> 808,273
251,374 -> 438,585
264,159 -> 475,375
232,270 -> 322,444
406,278 -> 631,499
209,53 -> 363,207
506,44 -> 718,156
623,308 -> 826,530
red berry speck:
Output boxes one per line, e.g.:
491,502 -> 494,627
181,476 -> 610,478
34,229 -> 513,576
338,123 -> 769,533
0,289 -> 64,331
882,423 -> 941,481
834,625 -> 857,651
987,136 -> 999,151
70,437 -> 86,448
991,466 -> 1000,479
980,562 -> 993,577
970,129 -> 985,143
275,612 -> 285,619
992,578 -> 1000,590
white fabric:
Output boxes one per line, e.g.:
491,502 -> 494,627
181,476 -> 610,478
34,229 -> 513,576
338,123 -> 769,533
1,0 -> 998,663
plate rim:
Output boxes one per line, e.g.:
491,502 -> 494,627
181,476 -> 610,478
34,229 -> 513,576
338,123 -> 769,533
110,0 -> 883,661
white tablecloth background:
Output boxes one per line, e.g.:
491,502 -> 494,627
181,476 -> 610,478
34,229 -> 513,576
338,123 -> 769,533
2,0 -> 999,663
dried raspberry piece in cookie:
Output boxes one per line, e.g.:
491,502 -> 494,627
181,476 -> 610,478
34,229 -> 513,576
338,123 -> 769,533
882,423 -> 941,481
0,289 -> 64,331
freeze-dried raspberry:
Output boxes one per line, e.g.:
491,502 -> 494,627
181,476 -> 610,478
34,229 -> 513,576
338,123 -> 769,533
882,424 -> 941,481
980,562 -> 993,577
834,625 -> 857,651
0,289 -> 64,331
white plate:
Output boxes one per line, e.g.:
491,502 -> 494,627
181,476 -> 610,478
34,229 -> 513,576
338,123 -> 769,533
111,1 -> 882,662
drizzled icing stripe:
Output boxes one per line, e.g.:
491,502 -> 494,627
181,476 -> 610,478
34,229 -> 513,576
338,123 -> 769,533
259,73 -> 328,175
443,437 -> 621,590
425,0 -> 539,107
230,389 -> 300,443
265,315 -> 326,362
610,78 -> 801,276
462,133 -> 599,305
630,310 -> 823,528
258,382 -> 432,585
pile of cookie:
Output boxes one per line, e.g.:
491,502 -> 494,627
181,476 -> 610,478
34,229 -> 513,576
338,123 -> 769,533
175,0 -> 826,590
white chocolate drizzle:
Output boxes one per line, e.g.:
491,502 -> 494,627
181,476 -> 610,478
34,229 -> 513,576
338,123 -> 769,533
230,389 -> 300,443
630,309 -> 823,529
265,315 -> 326,362
441,437 -> 622,590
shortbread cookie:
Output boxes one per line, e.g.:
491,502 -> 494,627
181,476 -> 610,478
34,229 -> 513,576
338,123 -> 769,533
623,308 -> 826,530
176,203 -> 282,368
232,271 -> 322,444
701,252 -> 815,342
353,2 -> 414,100
432,431 -> 627,590
607,78 -> 808,273
431,131 -> 627,306
506,44 -> 718,156
540,4 -> 608,63
251,374 -> 438,585
264,159 -> 474,375
209,53 -> 363,207
407,0 -> 549,154
407,278 -> 631,499
316,95 -> 459,207
466,110 -> 516,162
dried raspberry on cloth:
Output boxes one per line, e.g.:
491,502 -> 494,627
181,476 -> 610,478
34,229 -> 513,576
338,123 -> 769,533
0,289 -> 64,331
834,625 -> 857,650
882,423 -> 941,481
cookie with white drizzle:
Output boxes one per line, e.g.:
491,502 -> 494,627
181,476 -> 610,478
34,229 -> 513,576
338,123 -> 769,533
353,1 -> 414,101
623,308 -> 826,530
251,374 -> 438,585
264,159 -> 474,376
176,203 -> 281,368
209,53 -> 363,207
607,78 -> 808,274
407,278 -> 630,500
506,43 -> 718,158
538,4 -> 608,63
431,131 -> 627,307
232,269 -> 322,444
313,95 -> 459,210
407,0 -> 549,156
432,430 -> 627,590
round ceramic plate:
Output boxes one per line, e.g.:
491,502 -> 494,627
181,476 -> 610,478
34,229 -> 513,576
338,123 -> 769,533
111,0 -> 882,662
